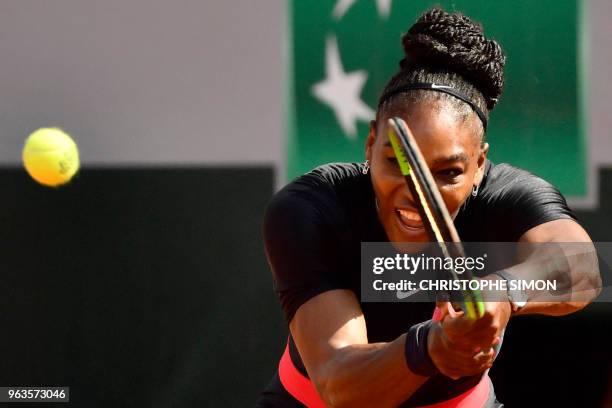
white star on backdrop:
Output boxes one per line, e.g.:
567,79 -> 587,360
332,0 -> 392,20
332,0 -> 356,19
311,36 -> 374,138
375,0 -> 392,18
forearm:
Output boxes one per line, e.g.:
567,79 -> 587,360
315,335 -> 428,408
513,300 -> 584,316
505,241 -> 601,316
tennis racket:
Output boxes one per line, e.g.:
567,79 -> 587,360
387,116 -> 485,320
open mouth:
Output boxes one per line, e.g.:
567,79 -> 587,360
395,208 -> 425,231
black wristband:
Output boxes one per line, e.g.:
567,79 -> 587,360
405,320 -> 439,377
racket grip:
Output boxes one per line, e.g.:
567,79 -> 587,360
452,299 -> 485,320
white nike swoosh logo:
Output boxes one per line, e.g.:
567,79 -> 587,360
431,83 -> 452,90
397,288 -> 421,299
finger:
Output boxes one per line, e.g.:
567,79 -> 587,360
438,359 -> 491,379
473,348 -> 496,365
467,308 -> 496,331
443,342 -> 485,359
448,319 -> 499,350
441,312 -> 475,337
438,346 -> 494,372
477,360 -> 494,372
466,332 -> 500,351
435,301 -> 459,321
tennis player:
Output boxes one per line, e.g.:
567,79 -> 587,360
256,8 -> 600,408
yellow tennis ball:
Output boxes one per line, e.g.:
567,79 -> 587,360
22,127 -> 80,187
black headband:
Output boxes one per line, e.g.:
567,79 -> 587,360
379,83 -> 488,131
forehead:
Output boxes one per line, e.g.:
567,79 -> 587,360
379,101 -> 480,161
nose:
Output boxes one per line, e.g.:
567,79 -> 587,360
396,187 -> 419,210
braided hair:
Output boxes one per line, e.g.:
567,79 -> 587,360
378,7 -> 506,137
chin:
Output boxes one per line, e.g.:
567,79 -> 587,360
385,222 -> 430,253
389,237 -> 430,254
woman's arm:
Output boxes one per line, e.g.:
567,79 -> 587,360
505,219 -> 601,316
291,289 -> 496,407
291,289 -> 426,407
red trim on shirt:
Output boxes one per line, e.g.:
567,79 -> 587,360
278,307 -> 491,407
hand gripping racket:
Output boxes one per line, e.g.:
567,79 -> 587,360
387,117 -> 485,320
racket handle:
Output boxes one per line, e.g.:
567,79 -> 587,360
452,299 -> 485,320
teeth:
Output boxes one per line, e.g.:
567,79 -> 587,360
397,209 -> 421,222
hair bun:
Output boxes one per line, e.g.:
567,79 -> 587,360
401,7 -> 506,109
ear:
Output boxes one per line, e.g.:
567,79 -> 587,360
365,120 -> 377,162
473,142 -> 490,186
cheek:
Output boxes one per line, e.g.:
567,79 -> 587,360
370,160 -> 402,205
370,162 -> 400,229
439,174 -> 476,214
442,189 -> 469,217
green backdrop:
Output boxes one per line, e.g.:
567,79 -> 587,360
288,0 -> 587,198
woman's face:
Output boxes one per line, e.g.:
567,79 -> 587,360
365,101 -> 488,243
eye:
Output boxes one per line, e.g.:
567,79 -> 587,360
439,168 -> 462,177
387,157 -> 398,165
436,168 -> 464,181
